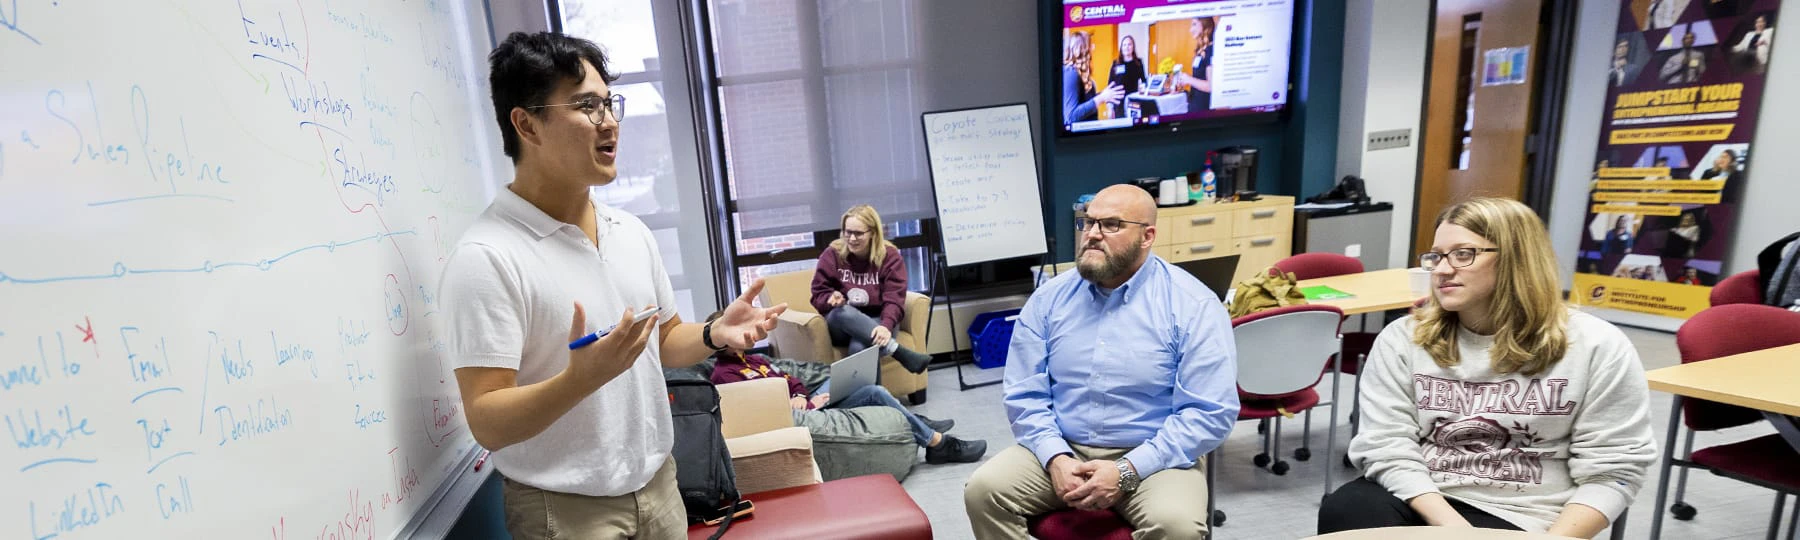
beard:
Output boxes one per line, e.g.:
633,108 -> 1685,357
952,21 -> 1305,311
1076,239 -> 1143,284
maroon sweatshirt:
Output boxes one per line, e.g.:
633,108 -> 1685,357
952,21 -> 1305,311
709,351 -> 815,408
809,246 -> 909,331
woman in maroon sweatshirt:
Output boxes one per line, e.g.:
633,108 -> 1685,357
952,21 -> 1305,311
810,205 -> 933,373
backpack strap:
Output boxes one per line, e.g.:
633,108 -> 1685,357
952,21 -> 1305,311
1756,231 -> 1800,297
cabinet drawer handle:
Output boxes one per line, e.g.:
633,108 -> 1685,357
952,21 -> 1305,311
1251,209 -> 1277,219
1190,216 -> 1215,226
1188,244 -> 1214,254
1250,237 -> 1276,247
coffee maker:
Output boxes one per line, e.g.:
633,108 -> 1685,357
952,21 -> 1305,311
1214,146 -> 1260,199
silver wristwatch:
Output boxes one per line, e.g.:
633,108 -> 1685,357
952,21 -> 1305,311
1115,459 -> 1141,494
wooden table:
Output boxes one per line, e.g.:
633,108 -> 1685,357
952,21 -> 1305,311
1305,526 -> 1568,539
1644,342 -> 1800,451
1297,268 -> 1421,316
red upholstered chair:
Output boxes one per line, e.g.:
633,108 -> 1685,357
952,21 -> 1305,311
1026,509 -> 1133,540
1647,304 -> 1800,539
1710,269 -> 1763,306
686,474 -> 930,539
1274,252 -> 1366,281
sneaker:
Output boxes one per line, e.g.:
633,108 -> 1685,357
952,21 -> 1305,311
891,347 -> 933,374
916,414 -> 954,433
925,435 -> 987,464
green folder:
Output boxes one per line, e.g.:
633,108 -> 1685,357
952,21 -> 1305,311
1300,285 -> 1356,301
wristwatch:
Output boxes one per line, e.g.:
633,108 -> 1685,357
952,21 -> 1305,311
1115,459 -> 1141,494
701,321 -> 728,351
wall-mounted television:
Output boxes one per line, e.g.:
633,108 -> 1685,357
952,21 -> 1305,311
1057,0 -> 1295,137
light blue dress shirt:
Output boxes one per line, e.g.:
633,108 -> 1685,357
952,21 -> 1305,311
1003,255 -> 1240,477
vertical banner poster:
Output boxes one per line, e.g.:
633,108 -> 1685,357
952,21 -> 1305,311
1571,0 -> 1780,319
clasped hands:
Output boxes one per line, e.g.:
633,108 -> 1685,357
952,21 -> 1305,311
1050,454 -> 1129,512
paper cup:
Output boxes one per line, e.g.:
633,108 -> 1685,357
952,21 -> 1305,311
1159,178 -> 1186,205
1409,267 -> 1431,299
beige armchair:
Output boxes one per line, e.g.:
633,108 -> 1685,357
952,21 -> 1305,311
717,377 -> 822,495
757,269 -> 932,404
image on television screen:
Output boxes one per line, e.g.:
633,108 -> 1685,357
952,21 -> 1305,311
1059,0 -> 1294,136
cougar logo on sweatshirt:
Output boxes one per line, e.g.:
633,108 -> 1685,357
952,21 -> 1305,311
1420,416 -> 1555,484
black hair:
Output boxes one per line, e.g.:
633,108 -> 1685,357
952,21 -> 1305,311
487,32 -> 616,162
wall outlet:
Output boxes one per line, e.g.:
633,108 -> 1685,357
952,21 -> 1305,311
1366,129 -> 1412,151
1345,244 -> 1362,258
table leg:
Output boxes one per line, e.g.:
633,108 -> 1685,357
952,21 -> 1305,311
1651,397 -> 1684,540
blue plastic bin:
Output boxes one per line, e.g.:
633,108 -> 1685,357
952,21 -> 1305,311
967,308 -> 1024,369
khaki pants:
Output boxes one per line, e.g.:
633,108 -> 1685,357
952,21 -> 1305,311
503,458 -> 685,539
964,443 -> 1210,540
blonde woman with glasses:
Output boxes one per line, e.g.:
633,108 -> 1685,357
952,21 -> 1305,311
1319,198 -> 1656,538
810,205 -> 933,373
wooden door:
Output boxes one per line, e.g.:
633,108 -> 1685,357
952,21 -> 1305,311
1148,19 -> 1196,78
1415,0 -> 1546,254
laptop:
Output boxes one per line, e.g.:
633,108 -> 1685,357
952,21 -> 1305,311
1174,255 -> 1241,302
825,346 -> 881,406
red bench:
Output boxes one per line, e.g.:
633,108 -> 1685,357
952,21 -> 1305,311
687,474 -> 931,539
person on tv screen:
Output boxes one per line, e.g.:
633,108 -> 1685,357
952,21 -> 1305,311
1062,31 -> 1123,125
1172,18 -> 1215,115
1108,35 -> 1149,119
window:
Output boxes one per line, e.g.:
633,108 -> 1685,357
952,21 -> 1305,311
560,0 -> 716,320
707,0 -> 937,294
1450,15 -> 1481,170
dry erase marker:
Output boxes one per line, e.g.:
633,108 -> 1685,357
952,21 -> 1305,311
473,450 -> 490,471
568,306 -> 660,350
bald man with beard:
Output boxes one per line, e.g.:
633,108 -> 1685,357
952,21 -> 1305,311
963,185 -> 1240,539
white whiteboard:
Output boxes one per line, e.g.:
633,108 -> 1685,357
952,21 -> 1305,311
0,0 -> 502,537
922,103 -> 1049,267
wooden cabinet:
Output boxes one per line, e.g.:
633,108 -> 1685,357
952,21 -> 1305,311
1152,196 -> 1294,284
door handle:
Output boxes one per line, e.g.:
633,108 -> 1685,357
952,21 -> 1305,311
1251,209 -> 1277,219
1188,244 -> 1214,254
1191,216 -> 1215,226
1250,237 -> 1276,247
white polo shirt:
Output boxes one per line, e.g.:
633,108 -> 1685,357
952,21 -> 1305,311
439,186 -> 677,497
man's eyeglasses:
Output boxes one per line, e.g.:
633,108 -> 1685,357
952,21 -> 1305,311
1419,247 -> 1500,269
1075,216 -> 1152,235
527,94 -> 626,125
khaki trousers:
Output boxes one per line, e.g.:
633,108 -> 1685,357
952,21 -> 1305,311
503,457 -> 685,539
964,443 -> 1211,540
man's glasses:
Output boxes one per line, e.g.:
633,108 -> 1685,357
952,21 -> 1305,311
1419,247 -> 1500,269
527,94 -> 626,125
1075,216 -> 1152,235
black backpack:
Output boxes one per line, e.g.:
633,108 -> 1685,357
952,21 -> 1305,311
667,380 -> 746,537
1757,231 -> 1800,311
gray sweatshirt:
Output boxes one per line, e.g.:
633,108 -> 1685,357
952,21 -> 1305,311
1349,310 -> 1658,532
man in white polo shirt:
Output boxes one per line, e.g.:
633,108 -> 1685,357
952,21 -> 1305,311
441,31 -> 787,539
